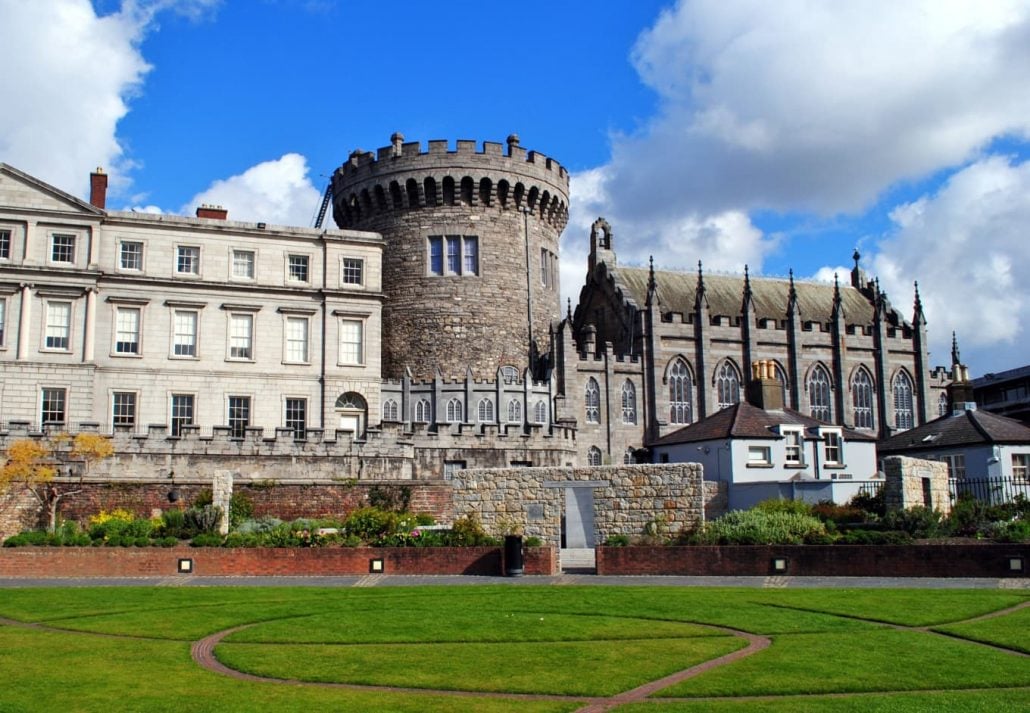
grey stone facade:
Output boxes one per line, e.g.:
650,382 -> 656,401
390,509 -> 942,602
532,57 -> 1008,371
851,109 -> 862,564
451,463 -> 706,546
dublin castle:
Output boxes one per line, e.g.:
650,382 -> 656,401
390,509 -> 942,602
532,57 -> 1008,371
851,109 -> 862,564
0,134 -> 952,490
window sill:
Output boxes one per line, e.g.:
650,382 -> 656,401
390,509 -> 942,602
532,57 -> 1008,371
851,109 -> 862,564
111,353 -> 143,359
746,463 -> 774,468
784,463 -> 807,469
823,463 -> 847,469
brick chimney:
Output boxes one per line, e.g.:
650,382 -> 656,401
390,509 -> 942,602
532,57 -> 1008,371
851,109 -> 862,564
89,167 -> 107,210
947,364 -> 976,413
196,204 -> 228,220
747,360 -> 785,410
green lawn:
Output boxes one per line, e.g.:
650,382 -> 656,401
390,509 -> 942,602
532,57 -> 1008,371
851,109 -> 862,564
0,585 -> 1027,712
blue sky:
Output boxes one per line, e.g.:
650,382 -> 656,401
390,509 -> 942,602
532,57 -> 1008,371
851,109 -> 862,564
2,0 -> 1029,375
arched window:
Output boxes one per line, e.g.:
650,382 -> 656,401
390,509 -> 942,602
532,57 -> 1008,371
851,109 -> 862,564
500,365 -> 519,383
382,399 -> 399,422
533,400 -> 547,424
335,392 -> 367,435
624,448 -> 635,465
808,364 -> 832,422
938,391 -> 949,417
669,359 -> 692,424
477,398 -> 494,422
445,398 -> 463,423
893,371 -> 914,430
414,399 -> 431,423
621,380 -> 636,424
716,361 -> 740,410
852,369 -> 875,429
585,377 -> 600,423
771,362 -> 789,408
507,399 -> 522,423
587,446 -> 603,466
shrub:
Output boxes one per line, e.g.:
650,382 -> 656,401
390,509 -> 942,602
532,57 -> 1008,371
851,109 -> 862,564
981,519 -> 1030,543
184,505 -> 223,535
755,498 -> 813,516
228,493 -> 254,530
811,501 -> 868,525
838,529 -> 913,545
2,531 -> 49,547
849,489 -> 886,517
523,536 -> 543,547
190,533 -> 224,547
158,509 -> 188,539
698,509 -> 827,545
235,517 -> 283,534
605,534 -> 630,547
344,507 -> 398,542
882,506 -> 946,538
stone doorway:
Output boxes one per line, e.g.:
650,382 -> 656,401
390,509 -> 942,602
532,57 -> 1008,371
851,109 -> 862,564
561,486 -> 596,573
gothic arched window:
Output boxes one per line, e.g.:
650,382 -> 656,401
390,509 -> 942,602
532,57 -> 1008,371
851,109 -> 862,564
507,399 -> 522,423
852,369 -> 875,429
533,400 -> 547,424
669,359 -> 692,424
445,398 -> 463,423
938,391 -> 949,417
585,377 -> 600,423
477,398 -> 494,423
808,364 -> 833,422
717,361 -> 740,410
382,399 -> 399,422
414,398 -> 431,423
894,371 -> 915,430
587,446 -> 603,466
621,381 -> 637,424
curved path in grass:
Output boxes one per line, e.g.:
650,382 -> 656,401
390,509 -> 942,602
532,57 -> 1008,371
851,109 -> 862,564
189,621 -> 770,709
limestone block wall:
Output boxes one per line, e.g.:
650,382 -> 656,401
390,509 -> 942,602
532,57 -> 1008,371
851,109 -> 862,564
883,455 -> 951,515
451,463 -> 704,546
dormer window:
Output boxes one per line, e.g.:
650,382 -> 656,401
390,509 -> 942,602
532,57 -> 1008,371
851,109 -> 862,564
782,427 -> 804,466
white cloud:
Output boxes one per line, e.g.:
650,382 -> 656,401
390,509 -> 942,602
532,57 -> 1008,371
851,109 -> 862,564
183,153 -> 322,227
871,155 -> 1030,373
0,0 -> 217,198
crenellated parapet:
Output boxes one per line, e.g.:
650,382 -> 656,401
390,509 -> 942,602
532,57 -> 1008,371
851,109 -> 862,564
332,134 -> 569,231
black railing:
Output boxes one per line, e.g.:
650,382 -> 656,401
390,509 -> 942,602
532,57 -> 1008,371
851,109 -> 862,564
858,482 -> 884,497
950,477 -> 1030,503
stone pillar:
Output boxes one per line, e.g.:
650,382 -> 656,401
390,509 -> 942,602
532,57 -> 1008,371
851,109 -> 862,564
83,288 -> 96,362
16,284 -> 31,361
212,471 -> 234,535
883,456 -> 951,515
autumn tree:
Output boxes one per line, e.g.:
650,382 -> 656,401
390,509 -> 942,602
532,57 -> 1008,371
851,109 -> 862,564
0,434 -> 114,533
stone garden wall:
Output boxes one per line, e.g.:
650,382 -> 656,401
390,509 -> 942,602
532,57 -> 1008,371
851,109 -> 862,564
883,455 -> 951,515
452,463 -> 705,547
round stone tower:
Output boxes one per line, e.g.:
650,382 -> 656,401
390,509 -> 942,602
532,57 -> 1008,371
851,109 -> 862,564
331,133 -> 569,380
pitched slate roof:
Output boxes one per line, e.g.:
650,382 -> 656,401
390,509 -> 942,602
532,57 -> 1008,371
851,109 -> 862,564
648,401 -> 876,447
878,409 -> 1030,455
612,265 -> 881,325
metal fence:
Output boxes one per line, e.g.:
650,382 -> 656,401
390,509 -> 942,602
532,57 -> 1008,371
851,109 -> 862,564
857,482 -> 884,498
950,477 -> 1030,504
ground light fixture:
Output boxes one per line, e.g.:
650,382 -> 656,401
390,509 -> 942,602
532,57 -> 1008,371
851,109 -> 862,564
772,557 -> 789,573
1009,556 -> 1024,573
369,558 -> 385,574
177,558 -> 193,574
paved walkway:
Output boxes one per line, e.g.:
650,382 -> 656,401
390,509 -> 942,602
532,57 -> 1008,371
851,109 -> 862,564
1,574 -> 1027,588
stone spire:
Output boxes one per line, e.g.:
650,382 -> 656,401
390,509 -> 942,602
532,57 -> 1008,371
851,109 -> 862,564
741,264 -> 754,312
694,260 -> 708,310
912,281 -> 926,326
646,255 -> 660,307
832,272 -> 844,319
786,269 -> 799,317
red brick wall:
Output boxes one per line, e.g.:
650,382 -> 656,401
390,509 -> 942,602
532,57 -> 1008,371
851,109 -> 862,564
596,544 -> 1030,578
0,545 -> 559,578
51,481 -> 455,524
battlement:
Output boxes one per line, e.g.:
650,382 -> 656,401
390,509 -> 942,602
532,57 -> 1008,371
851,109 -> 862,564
331,135 -> 570,231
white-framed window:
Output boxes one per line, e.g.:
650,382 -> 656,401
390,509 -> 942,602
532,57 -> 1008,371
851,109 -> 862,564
783,428 -> 803,465
287,254 -> 309,282
339,318 -> 363,365
938,453 -> 966,479
119,241 -> 143,271
44,301 -> 72,351
383,399 -> 399,422
50,233 -> 75,264
669,358 -> 692,425
478,398 -> 495,422
114,307 -> 141,355
232,249 -> 255,279
587,446 -> 603,466
852,369 -> 875,429
809,364 -> 833,422
170,393 -> 194,437
716,361 -> 740,410
501,365 -> 519,383
748,445 -> 772,465
533,400 -> 548,424
112,391 -> 137,428
621,380 -> 636,424
341,257 -> 363,285
427,235 -> 479,276
1012,453 -> 1030,484
0,228 -> 11,260
445,398 -> 463,423
228,395 -> 250,439
228,313 -> 254,360
414,399 -> 432,423
507,399 -> 522,423
172,310 -> 198,357
41,388 -> 66,425
585,377 -> 600,423
540,248 -> 558,289
176,245 -> 200,275
285,397 -> 307,440
822,430 -> 843,464
893,371 -> 915,431
0,298 -> 6,347
284,316 -> 309,363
